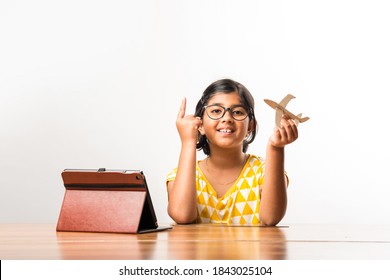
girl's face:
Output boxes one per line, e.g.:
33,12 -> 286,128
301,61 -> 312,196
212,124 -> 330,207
199,92 -> 253,152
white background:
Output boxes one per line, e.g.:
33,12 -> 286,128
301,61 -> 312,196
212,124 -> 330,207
1,0 -> 389,225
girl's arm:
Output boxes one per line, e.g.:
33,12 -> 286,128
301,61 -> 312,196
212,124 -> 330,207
260,115 -> 298,226
167,98 -> 202,224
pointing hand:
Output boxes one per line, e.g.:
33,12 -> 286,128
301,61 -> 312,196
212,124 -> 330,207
176,98 -> 202,144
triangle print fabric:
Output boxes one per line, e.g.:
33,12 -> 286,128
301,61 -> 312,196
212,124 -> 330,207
167,154 -> 266,225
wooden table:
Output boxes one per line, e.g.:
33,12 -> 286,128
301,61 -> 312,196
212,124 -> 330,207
1,224 -> 390,260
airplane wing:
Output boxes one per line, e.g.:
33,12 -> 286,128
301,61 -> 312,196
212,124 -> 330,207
276,94 -> 295,127
278,94 -> 295,108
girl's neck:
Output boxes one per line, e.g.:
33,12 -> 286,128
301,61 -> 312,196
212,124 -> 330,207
206,148 -> 247,169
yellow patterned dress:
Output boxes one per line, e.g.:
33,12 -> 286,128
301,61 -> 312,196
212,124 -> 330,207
166,154 -> 265,225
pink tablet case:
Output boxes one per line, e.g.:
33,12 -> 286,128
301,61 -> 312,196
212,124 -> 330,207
56,169 -> 170,233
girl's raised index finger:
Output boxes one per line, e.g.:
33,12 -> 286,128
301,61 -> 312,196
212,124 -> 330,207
177,97 -> 186,119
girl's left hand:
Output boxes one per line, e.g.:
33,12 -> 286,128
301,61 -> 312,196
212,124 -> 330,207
268,115 -> 298,148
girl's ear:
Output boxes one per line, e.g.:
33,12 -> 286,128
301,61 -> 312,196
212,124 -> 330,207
248,120 -> 255,134
198,123 -> 206,135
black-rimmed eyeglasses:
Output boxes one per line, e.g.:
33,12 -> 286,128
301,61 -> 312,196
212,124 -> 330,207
203,105 -> 249,121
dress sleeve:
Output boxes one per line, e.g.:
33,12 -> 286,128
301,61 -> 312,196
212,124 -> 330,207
285,171 -> 290,187
166,167 -> 178,184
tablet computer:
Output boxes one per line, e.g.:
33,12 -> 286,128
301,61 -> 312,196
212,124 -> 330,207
56,168 -> 172,234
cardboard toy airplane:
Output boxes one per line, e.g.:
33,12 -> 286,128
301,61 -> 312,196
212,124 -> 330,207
264,94 -> 309,128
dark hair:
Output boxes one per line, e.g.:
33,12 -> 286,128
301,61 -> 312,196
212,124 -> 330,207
195,79 -> 258,155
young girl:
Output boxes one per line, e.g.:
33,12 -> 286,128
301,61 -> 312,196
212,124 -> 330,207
166,79 -> 298,226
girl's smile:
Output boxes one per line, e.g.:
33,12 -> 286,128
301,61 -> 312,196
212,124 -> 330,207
217,127 -> 235,135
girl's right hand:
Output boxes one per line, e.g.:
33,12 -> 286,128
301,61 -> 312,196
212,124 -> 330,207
176,98 -> 202,144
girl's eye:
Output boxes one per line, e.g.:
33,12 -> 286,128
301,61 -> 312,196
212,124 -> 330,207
232,108 -> 246,115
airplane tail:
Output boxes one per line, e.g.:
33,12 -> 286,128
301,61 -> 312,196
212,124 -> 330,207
299,115 -> 310,122
295,113 -> 310,123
